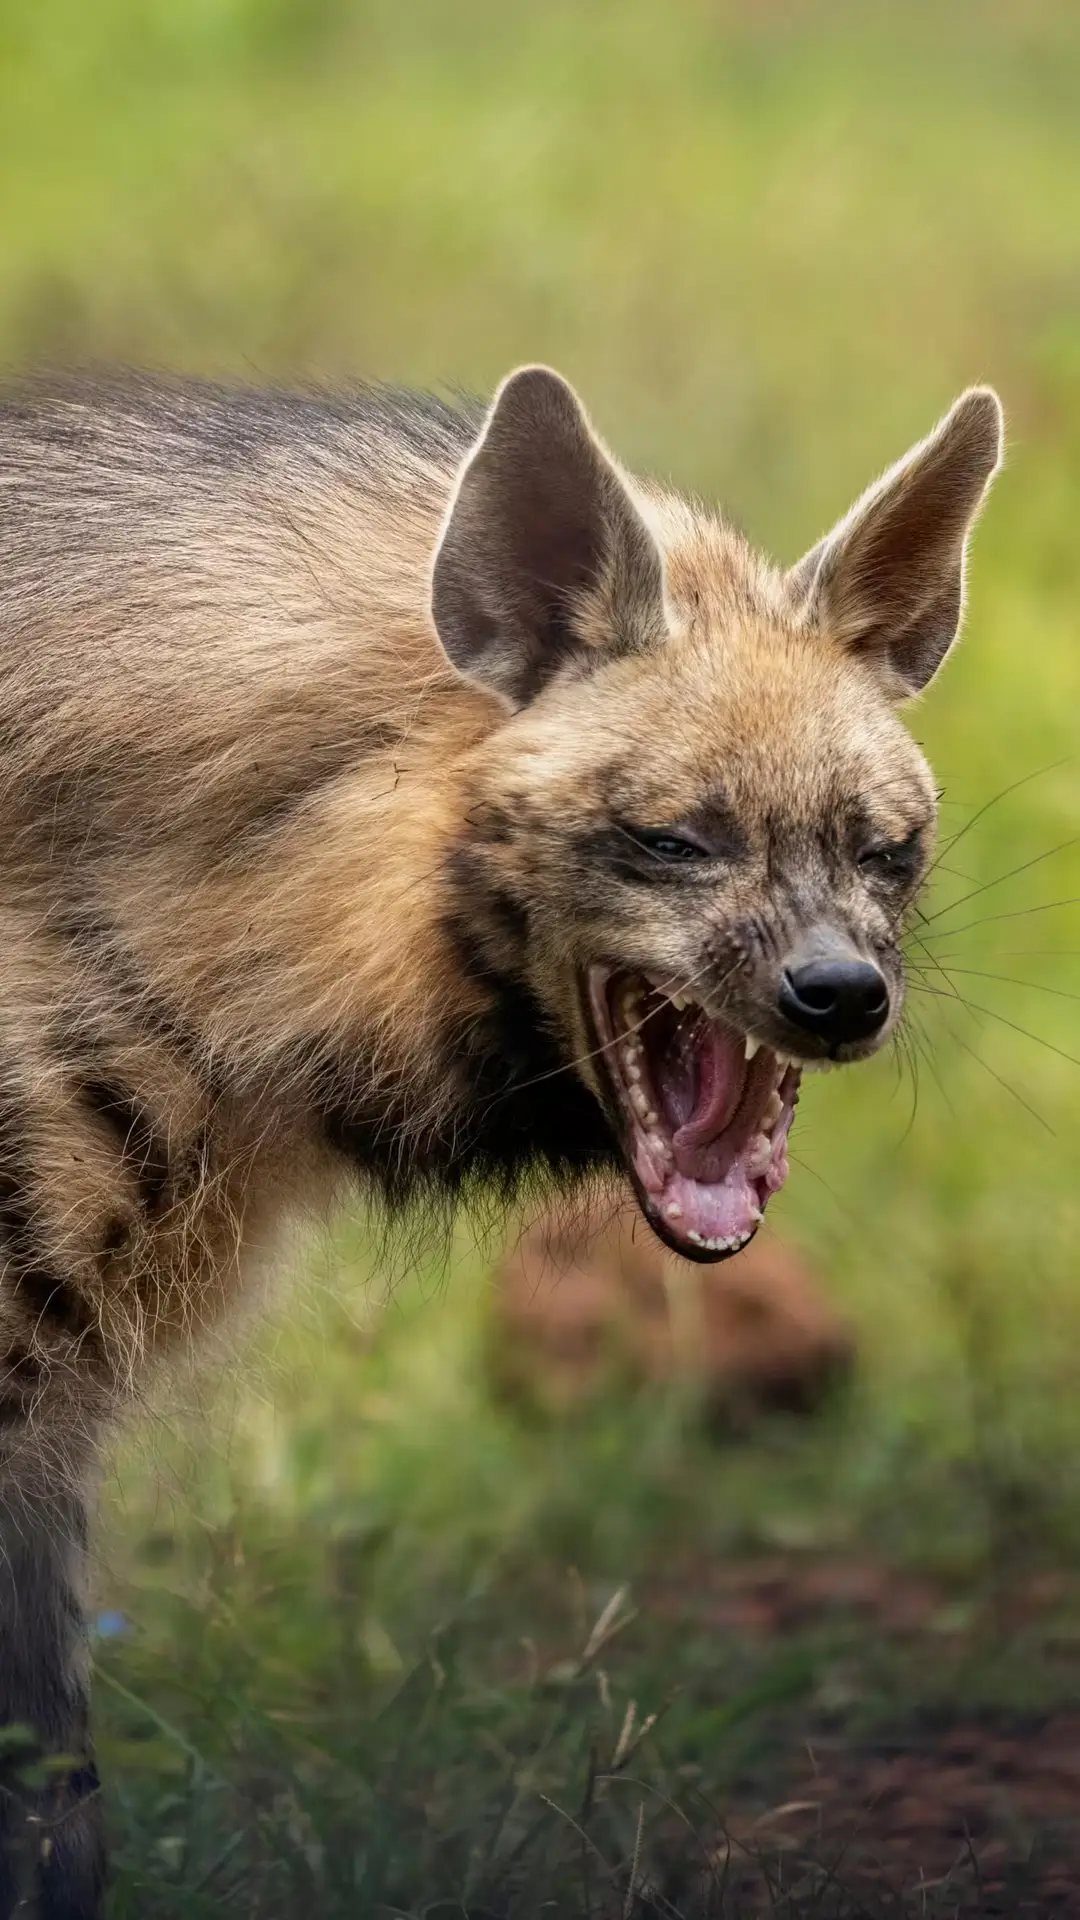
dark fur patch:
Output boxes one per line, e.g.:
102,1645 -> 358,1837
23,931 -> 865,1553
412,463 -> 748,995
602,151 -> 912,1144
463,802 -> 515,847
315,890 -> 612,1214
680,789 -> 753,863
486,887 -> 530,952
54,910 -> 223,1096
444,848 -> 530,968
99,1216 -> 130,1259
436,870 -> 612,1189
581,796 -> 750,883
0,1465 -> 105,1917
78,1081 -> 170,1214
3,1256 -> 95,1344
0,1097 -> 98,1347
0,1348 -> 44,1427
65,1764 -> 101,1801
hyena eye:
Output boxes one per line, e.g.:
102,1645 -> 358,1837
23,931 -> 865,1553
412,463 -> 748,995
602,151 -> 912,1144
631,828 -> 711,865
857,827 -> 924,880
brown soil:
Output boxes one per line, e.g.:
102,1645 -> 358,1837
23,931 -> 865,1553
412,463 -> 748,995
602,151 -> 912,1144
489,1190 -> 854,1419
646,1558 -> 1080,1915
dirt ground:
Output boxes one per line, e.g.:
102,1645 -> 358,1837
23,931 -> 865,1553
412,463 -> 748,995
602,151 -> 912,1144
647,1558 -> 1080,1916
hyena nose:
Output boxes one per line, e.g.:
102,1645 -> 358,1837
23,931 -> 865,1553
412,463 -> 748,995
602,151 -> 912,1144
778,957 -> 890,1047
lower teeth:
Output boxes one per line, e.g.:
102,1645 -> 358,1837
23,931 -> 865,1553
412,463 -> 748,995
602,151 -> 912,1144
685,1229 -> 755,1253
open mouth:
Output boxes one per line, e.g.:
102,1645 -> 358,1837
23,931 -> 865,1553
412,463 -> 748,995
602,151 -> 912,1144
586,965 -> 801,1263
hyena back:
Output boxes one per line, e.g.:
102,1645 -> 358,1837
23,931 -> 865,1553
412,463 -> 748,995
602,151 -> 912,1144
0,368 -> 1001,1914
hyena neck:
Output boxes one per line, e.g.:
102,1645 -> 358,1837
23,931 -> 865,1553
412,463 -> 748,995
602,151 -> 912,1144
305,759 -> 614,1209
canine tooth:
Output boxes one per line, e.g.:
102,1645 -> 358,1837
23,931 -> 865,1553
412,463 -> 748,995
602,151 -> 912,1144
665,1201 -> 683,1221
744,1035 -> 760,1062
764,1092 -> 783,1131
687,1230 -> 704,1245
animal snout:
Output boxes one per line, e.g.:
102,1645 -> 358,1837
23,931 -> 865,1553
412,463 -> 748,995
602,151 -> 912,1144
777,955 -> 889,1047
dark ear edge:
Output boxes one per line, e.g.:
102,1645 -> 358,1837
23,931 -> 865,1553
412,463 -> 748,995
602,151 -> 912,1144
788,386 -> 1005,700
430,365 -> 667,709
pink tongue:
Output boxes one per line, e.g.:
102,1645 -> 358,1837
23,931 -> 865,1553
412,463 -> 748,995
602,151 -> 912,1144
670,1022 -> 746,1175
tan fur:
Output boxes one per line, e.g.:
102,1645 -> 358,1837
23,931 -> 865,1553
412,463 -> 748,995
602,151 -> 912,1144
0,369 -> 1001,1915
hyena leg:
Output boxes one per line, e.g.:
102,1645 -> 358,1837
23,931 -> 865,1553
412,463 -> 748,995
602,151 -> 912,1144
0,1417 -> 105,1920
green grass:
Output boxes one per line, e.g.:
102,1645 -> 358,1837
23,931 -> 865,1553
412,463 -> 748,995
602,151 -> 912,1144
4,0 -> 1080,1909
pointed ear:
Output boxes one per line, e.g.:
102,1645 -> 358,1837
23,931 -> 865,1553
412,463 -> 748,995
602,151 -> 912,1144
430,365 -> 667,708
787,387 -> 1004,699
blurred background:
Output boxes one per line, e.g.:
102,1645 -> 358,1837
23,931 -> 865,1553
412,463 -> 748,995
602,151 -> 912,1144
7,1 -> 1080,1911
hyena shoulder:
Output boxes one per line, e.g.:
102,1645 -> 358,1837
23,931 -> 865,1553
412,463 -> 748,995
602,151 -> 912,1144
0,379 -> 491,1399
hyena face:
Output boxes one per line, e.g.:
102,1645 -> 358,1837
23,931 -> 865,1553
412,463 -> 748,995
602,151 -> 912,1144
432,369 -> 1002,1262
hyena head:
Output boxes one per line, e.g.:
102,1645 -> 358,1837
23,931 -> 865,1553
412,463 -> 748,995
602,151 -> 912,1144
430,368 -> 1003,1262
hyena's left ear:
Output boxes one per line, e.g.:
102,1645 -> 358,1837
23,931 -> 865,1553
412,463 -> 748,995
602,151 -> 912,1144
787,387 -> 1005,699
431,365 -> 667,708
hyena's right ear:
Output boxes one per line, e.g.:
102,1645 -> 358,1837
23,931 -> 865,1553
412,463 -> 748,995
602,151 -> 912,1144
787,387 -> 1004,699
431,366 -> 667,709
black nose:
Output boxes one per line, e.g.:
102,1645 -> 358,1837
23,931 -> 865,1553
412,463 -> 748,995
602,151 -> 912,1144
778,958 -> 890,1047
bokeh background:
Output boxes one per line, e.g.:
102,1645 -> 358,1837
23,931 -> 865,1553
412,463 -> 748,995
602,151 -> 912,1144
6,1 -> 1080,1912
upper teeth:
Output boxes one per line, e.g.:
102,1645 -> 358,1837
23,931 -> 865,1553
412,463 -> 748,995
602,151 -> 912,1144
744,1035 -> 760,1061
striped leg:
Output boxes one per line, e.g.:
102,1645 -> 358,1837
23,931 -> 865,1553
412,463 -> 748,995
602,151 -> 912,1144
0,1423 -> 105,1920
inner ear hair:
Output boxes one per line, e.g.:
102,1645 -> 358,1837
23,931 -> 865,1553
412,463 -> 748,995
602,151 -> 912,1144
788,386 -> 1004,699
430,365 -> 667,709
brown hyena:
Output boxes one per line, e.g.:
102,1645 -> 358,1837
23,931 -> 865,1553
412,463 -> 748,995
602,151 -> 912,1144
0,366 -> 1000,1914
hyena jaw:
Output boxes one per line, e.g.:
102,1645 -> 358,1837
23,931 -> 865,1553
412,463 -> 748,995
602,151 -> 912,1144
0,368 -> 1002,1914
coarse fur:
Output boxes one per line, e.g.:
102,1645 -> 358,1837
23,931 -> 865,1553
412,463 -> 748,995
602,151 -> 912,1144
0,365 -> 1002,1915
